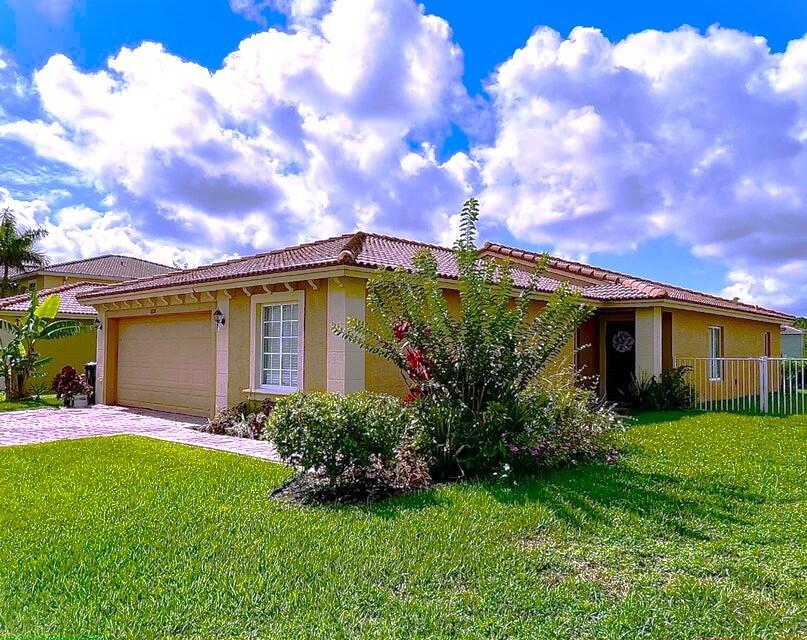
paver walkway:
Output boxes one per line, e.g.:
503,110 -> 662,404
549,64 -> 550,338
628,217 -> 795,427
0,404 -> 281,461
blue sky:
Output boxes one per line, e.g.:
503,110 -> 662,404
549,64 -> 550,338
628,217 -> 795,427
0,0 -> 805,314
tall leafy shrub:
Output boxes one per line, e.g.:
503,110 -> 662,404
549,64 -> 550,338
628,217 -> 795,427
333,198 -> 594,477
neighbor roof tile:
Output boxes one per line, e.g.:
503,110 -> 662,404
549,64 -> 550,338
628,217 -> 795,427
0,282 -> 103,316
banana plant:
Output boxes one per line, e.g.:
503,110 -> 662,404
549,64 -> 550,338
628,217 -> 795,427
0,292 -> 91,400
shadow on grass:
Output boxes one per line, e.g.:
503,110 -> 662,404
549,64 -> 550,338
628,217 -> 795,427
480,463 -> 766,540
362,456 -> 767,542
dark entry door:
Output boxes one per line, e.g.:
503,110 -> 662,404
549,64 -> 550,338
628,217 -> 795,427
606,321 -> 636,401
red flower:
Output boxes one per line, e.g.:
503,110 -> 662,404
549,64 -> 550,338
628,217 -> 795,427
393,319 -> 411,341
405,348 -> 431,381
404,387 -> 422,403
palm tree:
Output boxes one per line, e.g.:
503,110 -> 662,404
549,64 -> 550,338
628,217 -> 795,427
0,207 -> 48,297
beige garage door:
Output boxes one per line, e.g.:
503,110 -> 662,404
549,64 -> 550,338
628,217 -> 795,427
116,313 -> 213,417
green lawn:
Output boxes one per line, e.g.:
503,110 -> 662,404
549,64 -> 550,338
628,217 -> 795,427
0,412 -> 805,639
0,393 -> 60,412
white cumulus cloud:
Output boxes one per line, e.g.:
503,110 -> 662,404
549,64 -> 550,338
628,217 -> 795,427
476,25 -> 807,312
0,3 -> 806,313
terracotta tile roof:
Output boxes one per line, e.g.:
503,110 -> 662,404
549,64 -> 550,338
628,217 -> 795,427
11,255 -> 176,281
0,282 -> 103,316
483,242 -> 792,320
76,232 -> 793,321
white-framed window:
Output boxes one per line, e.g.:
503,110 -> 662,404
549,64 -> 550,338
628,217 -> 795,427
708,326 -> 723,380
260,302 -> 299,389
249,290 -> 304,394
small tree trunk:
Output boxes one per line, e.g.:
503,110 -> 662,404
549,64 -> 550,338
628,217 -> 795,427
16,371 -> 26,399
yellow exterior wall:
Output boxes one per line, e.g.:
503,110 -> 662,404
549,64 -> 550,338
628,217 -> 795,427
0,312 -> 96,388
304,280 -> 328,392
672,309 -> 781,359
226,291 -> 251,406
672,308 -> 783,401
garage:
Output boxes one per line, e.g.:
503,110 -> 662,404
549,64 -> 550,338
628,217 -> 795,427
115,312 -> 213,417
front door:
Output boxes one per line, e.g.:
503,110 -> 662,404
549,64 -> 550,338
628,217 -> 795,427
606,320 -> 636,401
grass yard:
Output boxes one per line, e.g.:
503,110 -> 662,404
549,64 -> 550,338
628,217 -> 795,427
0,393 -> 60,412
0,412 -> 805,639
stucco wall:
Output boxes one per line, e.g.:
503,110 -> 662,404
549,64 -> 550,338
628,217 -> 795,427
227,291 -> 251,405
0,313 -> 97,389
672,309 -> 781,360
672,308 -> 783,402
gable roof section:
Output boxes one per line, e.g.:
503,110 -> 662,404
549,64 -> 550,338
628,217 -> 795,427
0,281 -> 103,316
11,255 -> 176,281
76,232 -> 793,321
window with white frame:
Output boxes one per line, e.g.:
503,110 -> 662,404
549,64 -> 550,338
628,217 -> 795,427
260,302 -> 299,389
708,326 -> 723,380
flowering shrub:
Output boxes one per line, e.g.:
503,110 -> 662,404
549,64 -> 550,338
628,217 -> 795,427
51,365 -> 92,405
333,198 -> 596,479
195,398 -> 275,439
501,384 -> 621,473
265,391 -> 429,500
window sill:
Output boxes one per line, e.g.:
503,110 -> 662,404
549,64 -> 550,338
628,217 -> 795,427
242,387 -> 299,397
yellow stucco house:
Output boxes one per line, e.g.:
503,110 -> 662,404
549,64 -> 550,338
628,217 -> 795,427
0,256 -> 176,387
75,233 -> 794,418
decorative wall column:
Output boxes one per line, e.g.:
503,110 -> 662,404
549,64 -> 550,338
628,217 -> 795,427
214,291 -> 230,411
635,307 -> 663,381
94,307 -> 107,404
326,277 -> 365,393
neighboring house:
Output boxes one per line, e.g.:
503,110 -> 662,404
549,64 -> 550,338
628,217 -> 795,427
0,282 -> 104,385
781,325 -> 805,358
76,232 -> 794,418
6,255 -> 176,296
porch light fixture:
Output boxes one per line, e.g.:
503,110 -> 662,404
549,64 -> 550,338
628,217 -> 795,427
94,317 -> 103,330
213,308 -> 226,328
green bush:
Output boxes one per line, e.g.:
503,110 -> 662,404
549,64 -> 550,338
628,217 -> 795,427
265,391 -> 429,499
623,366 -> 694,411
333,198 -> 597,479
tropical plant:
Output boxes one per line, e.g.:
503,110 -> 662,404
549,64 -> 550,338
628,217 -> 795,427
0,208 -> 48,297
622,365 -> 694,411
51,365 -> 92,406
0,293 -> 90,399
333,197 -> 594,478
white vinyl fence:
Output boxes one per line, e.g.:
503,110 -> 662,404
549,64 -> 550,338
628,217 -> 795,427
675,357 -> 807,415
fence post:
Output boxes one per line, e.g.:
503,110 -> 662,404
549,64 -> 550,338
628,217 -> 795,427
759,357 -> 769,413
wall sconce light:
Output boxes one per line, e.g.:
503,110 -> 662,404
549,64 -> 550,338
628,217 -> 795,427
94,317 -> 103,330
213,309 -> 226,328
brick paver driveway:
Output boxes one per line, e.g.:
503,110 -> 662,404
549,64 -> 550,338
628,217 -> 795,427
0,404 -> 281,461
